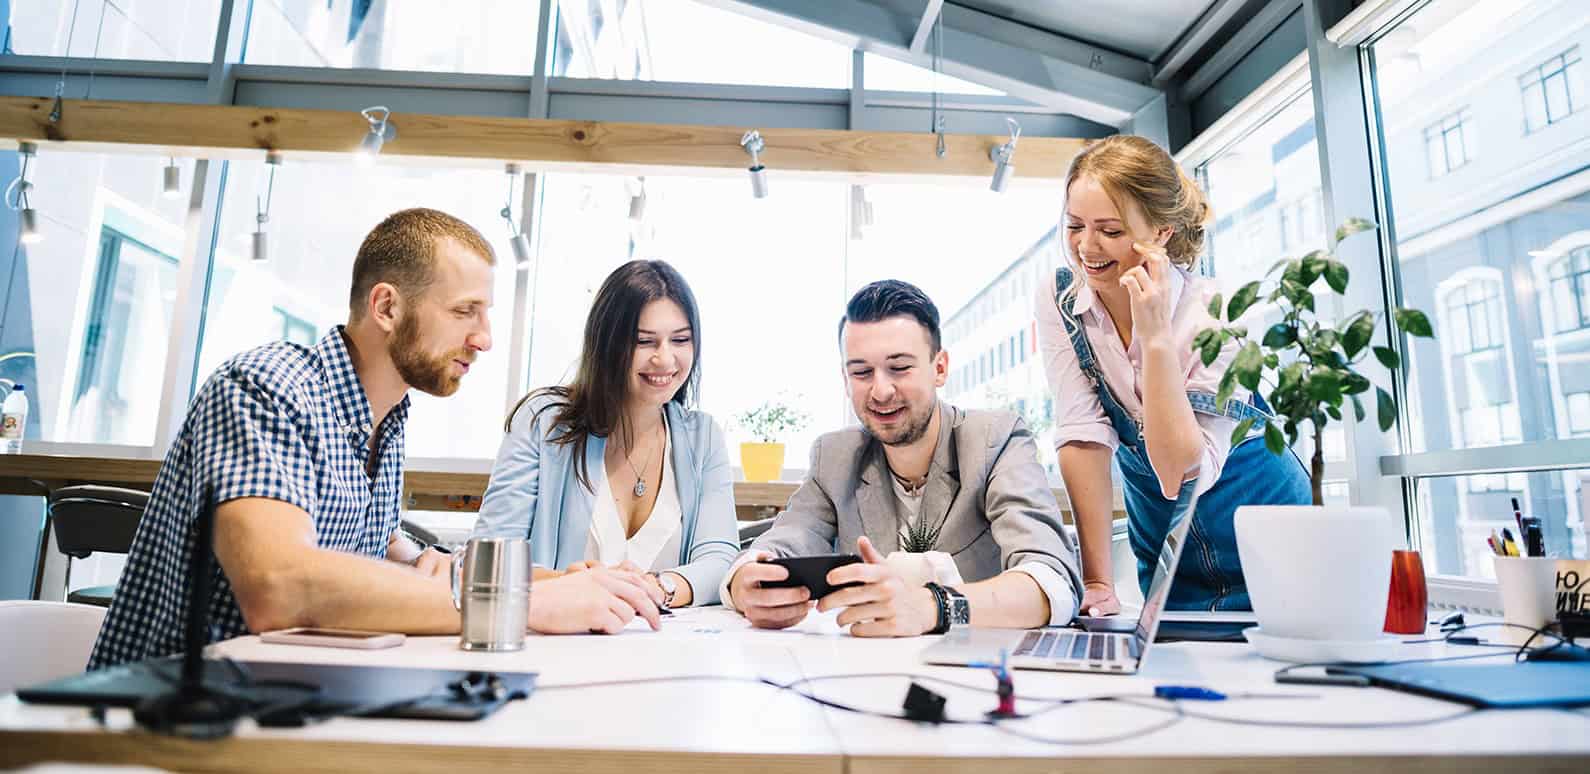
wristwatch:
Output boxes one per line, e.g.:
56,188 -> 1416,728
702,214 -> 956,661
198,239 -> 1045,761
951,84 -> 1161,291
943,585 -> 970,628
653,572 -> 679,610
925,582 -> 971,634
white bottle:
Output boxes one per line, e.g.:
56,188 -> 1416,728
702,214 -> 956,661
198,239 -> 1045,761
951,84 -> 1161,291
1,384 -> 28,454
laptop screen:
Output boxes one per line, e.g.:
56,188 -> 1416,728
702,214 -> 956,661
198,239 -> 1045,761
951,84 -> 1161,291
1132,483 -> 1201,650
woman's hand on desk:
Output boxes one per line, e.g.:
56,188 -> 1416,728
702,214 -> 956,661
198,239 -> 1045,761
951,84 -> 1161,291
528,567 -> 663,634
1081,581 -> 1122,617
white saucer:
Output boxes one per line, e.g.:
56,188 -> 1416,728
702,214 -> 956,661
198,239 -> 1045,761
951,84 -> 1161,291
1242,626 -> 1406,663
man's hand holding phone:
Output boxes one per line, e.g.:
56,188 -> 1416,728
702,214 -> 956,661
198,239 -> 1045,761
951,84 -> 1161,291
816,537 -> 938,637
728,551 -> 815,630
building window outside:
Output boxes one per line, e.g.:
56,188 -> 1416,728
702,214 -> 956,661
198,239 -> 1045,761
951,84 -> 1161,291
1546,247 -> 1590,333
1371,0 -> 1590,575
1566,392 -> 1590,435
1423,109 -> 1475,177
1520,46 -> 1583,132
1442,277 -> 1506,355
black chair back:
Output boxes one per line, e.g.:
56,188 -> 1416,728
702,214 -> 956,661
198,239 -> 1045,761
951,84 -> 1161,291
48,485 -> 149,559
737,517 -> 776,551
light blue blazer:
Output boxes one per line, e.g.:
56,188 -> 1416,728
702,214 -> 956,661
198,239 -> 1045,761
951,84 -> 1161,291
471,393 -> 740,605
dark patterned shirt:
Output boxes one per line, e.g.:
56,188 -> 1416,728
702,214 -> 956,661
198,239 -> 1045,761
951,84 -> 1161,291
88,327 -> 409,669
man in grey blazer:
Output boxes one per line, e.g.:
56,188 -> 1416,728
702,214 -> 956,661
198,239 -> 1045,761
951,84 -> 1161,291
722,280 -> 1082,636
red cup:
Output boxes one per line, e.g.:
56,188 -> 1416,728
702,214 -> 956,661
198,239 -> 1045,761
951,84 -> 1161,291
1384,549 -> 1428,635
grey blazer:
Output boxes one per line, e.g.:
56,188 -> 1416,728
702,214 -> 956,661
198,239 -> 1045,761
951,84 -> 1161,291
748,401 -> 1082,612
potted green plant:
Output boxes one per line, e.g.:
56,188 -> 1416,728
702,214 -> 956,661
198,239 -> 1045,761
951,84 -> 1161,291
1195,218 -> 1434,642
1194,218 -> 1433,504
734,398 -> 811,482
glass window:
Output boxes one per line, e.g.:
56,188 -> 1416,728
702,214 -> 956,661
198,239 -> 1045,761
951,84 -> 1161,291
864,52 -> 1001,95
1414,467 -> 1588,578
552,0 -> 850,88
1371,0 -> 1590,577
1423,108 -> 1474,176
200,159 -> 521,459
1198,87 -> 1348,464
525,174 -> 1059,473
1373,0 -> 1590,453
8,0 -> 222,61
1567,392 -> 1590,435
245,0 -> 542,74
0,150 -> 195,446
1519,46 -> 1584,132
1545,247 -> 1590,332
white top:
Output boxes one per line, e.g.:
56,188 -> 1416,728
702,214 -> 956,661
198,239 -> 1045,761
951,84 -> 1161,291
1035,265 -> 1246,497
585,423 -> 683,572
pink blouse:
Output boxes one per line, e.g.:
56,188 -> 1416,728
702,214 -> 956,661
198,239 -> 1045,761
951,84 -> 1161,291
1035,265 -> 1247,497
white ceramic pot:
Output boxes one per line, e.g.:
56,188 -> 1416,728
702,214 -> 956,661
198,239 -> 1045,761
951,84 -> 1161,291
1234,505 -> 1398,642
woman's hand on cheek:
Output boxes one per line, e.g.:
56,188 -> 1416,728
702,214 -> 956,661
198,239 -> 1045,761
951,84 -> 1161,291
1122,242 -> 1175,345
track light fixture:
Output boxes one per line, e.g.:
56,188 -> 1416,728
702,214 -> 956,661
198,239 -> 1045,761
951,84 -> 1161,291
162,157 -> 182,199
988,117 -> 1021,193
501,164 -> 532,269
629,177 -> 647,222
356,106 -> 396,165
741,129 -> 768,199
7,142 -> 42,245
252,151 -> 282,262
849,185 -> 874,241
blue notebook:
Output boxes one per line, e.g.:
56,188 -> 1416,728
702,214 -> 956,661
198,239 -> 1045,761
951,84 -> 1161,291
1329,661 -> 1590,708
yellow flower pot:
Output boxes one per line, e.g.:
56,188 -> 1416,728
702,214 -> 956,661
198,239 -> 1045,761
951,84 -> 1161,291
740,442 -> 786,483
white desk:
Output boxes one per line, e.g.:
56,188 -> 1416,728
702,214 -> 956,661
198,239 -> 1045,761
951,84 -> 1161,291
2,608 -> 1587,773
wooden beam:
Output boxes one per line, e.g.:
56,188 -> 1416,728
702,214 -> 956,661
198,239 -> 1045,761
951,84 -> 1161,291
0,455 -> 1121,522
0,96 -> 1084,181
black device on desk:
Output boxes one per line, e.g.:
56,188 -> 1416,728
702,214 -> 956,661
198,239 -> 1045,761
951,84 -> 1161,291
759,554 -> 862,599
18,483 -> 534,731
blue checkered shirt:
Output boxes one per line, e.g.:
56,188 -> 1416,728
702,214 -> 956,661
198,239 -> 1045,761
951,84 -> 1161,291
88,327 -> 410,670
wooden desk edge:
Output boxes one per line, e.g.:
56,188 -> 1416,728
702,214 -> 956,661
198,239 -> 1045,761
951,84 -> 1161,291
2,731 -> 1583,774
0,731 -> 843,774
846,755 -> 1590,774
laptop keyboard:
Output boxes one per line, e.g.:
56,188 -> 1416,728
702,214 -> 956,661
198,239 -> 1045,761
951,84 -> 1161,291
1013,630 -> 1125,662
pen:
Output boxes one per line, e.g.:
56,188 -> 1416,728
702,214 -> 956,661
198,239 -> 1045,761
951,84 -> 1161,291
1523,518 -> 1545,557
1486,533 -> 1501,557
1511,497 -> 1526,538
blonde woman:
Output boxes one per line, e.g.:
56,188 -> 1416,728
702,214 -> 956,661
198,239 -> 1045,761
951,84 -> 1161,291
1036,135 -> 1309,615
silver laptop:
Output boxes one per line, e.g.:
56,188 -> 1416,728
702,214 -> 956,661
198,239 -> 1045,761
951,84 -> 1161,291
919,485 -> 1199,674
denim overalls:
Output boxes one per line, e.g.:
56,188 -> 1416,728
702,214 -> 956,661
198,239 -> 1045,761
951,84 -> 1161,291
1053,267 -> 1311,611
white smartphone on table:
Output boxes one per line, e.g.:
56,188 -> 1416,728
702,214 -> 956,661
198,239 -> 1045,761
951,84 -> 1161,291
260,627 -> 406,649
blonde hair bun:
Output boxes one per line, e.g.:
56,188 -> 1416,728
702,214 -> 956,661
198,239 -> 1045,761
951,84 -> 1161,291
1065,135 -> 1213,270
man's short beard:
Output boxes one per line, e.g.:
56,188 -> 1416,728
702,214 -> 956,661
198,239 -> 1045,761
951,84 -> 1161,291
865,401 -> 935,447
389,312 -> 465,397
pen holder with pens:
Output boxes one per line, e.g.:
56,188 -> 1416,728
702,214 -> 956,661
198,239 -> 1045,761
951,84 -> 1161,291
1492,556 -> 1590,646
1493,556 -> 1559,646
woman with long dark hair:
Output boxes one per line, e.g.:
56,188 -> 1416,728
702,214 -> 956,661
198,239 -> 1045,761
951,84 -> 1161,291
472,260 -> 738,610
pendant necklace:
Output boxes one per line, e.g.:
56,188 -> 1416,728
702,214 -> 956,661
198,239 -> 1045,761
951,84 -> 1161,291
625,413 -> 663,497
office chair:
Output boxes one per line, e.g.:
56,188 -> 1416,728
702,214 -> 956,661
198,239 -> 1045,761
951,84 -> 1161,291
737,517 -> 776,550
40,485 -> 149,607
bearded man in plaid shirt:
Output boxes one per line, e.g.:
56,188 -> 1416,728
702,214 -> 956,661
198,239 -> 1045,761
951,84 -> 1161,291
91,208 -> 661,669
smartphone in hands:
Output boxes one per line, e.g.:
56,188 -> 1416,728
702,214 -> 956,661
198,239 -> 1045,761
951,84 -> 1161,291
758,554 -> 864,599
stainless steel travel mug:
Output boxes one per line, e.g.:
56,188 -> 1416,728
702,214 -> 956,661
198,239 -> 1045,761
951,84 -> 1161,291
452,537 -> 531,651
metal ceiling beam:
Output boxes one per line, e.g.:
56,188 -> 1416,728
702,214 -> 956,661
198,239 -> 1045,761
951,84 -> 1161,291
908,0 -> 945,54
1181,0 -> 1303,101
1153,0 -> 1251,85
704,0 -> 1159,126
